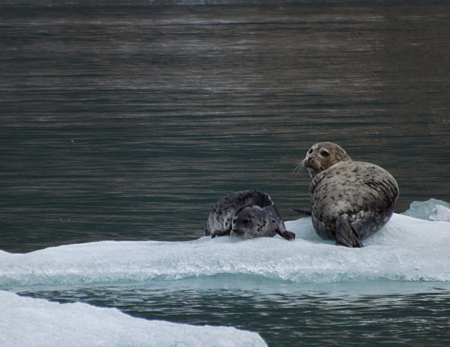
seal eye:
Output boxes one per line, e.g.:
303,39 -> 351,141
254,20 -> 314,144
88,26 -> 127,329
321,150 -> 329,157
308,149 -> 313,154
242,219 -> 250,225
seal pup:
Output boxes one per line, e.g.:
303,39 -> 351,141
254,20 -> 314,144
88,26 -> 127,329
297,142 -> 399,248
205,190 -> 295,241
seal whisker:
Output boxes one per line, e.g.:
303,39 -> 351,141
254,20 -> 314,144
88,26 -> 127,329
292,163 -> 304,178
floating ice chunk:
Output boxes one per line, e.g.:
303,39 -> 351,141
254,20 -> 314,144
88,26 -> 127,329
0,211 -> 449,288
401,198 -> 450,222
436,204 -> 450,222
0,290 -> 267,347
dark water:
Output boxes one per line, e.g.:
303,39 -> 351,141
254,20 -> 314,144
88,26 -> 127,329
1,0 -> 450,253
17,281 -> 450,347
1,1 -> 450,346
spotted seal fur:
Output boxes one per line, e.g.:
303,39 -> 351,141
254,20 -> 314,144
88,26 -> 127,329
296,142 -> 399,248
205,190 -> 295,241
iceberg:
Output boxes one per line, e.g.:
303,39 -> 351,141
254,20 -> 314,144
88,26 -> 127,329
401,198 -> 450,222
0,290 -> 267,347
1,208 -> 449,289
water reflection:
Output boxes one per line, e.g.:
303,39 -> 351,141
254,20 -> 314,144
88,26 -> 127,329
0,2 -> 449,252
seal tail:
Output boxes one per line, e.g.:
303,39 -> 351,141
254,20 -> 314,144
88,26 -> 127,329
335,215 -> 363,248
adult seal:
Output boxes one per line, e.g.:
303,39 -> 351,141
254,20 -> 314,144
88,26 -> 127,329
296,142 -> 399,248
205,190 -> 295,241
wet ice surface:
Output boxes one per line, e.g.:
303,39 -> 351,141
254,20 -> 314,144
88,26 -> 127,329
1,207 -> 450,289
0,290 -> 267,347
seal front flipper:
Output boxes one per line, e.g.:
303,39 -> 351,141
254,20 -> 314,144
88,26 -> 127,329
335,215 -> 363,248
292,208 -> 311,216
210,229 -> 232,238
275,229 -> 296,241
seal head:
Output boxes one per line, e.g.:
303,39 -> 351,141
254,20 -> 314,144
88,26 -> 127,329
302,142 -> 351,178
205,190 -> 295,241
298,142 -> 399,248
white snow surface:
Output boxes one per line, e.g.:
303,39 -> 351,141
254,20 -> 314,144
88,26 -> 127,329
0,290 -> 267,347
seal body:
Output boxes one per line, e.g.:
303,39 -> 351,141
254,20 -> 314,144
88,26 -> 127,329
205,190 -> 295,241
300,142 -> 399,247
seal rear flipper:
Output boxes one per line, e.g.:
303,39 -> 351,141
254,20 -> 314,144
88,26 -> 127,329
210,229 -> 231,238
276,229 -> 296,241
335,215 -> 363,248
292,208 -> 312,216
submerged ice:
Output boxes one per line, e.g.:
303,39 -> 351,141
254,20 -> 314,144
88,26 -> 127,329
0,290 -> 267,347
1,200 -> 449,288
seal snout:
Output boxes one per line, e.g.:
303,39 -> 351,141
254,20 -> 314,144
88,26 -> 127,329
302,155 -> 321,178
301,156 -> 310,167
302,154 -> 315,170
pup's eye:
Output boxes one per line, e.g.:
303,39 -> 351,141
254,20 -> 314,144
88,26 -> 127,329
308,149 -> 313,154
321,150 -> 329,157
